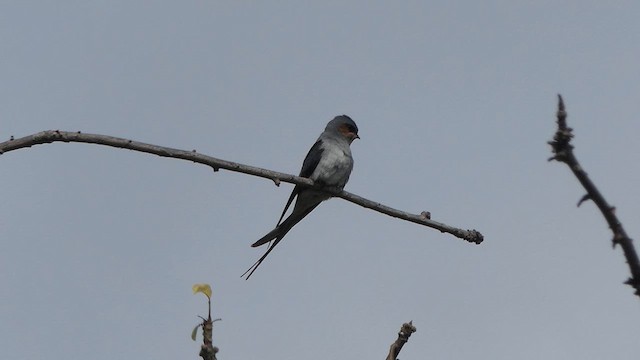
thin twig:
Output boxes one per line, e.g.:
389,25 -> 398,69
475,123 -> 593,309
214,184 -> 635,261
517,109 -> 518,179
0,130 -> 483,244
386,321 -> 417,360
549,95 -> 640,297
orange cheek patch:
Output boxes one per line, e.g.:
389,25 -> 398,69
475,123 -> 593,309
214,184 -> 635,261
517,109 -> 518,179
338,125 -> 354,137
338,124 -> 358,141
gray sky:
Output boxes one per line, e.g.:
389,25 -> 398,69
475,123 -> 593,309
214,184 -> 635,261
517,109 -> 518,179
2,2 -> 640,359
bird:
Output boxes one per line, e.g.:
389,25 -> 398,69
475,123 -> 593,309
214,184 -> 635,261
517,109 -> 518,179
242,115 -> 359,279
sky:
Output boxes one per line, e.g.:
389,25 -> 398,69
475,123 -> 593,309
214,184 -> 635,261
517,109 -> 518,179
2,2 -> 640,359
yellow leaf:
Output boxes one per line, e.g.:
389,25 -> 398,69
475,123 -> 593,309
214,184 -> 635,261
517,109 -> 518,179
192,283 -> 212,299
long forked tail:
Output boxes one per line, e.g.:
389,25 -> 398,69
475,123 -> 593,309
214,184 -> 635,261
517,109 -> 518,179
242,236 -> 284,280
243,203 -> 319,279
240,216 -> 300,280
243,220 -> 296,279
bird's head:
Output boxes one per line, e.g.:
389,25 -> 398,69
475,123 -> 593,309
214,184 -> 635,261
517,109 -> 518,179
327,115 -> 359,144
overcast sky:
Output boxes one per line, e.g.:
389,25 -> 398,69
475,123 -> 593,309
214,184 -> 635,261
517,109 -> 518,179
2,2 -> 640,359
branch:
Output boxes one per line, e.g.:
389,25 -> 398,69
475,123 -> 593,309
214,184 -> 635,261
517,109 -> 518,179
0,130 -> 483,244
198,315 -> 219,360
386,321 -> 417,360
549,95 -> 640,297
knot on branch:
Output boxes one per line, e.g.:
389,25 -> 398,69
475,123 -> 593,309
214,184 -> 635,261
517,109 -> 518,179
199,345 -> 218,360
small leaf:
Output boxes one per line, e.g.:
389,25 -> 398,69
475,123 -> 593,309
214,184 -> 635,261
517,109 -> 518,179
192,283 -> 212,299
191,324 -> 200,341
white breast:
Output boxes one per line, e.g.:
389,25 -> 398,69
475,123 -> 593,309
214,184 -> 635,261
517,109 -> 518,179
311,141 -> 354,188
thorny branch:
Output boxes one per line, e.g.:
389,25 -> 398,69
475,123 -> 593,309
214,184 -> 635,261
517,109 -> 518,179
0,130 -> 483,244
386,321 -> 417,360
549,95 -> 640,297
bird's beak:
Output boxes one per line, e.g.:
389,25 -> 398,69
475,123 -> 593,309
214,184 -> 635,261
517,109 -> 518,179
354,134 -> 360,140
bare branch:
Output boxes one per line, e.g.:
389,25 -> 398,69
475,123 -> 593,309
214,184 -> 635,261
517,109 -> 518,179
386,321 -> 417,360
198,315 -> 219,360
549,95 -> 640,297
0,130 -> 483,244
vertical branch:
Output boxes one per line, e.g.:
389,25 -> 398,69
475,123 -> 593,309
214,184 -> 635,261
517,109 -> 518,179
549,95 -> 640,297
199,316 -> 218,360
192,284 -> 220,360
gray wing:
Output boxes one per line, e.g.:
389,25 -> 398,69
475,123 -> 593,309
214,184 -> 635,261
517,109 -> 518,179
276,139 -> 324,225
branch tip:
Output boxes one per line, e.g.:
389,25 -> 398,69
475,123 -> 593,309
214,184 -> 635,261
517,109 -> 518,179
386,321 -> 417,360
466,230 -> 484,244
557,94 -> 565,111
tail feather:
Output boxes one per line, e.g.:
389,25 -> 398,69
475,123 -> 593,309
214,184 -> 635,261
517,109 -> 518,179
252,227 -> 280,247
242,236 -> 284,280
251,202 -> 311,248
242,221 -> 296,280
243,203 -> 319,279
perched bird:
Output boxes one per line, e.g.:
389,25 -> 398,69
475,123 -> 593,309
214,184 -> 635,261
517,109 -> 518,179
243,115 -> 359,279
